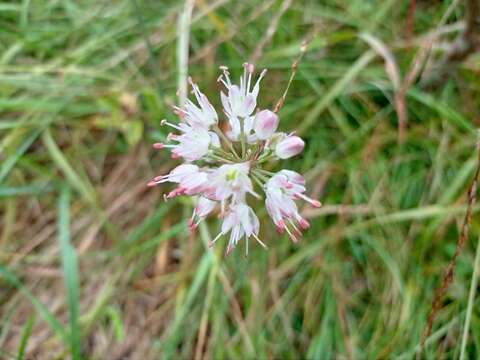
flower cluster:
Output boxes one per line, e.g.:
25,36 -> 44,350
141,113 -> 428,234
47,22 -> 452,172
149,63 -> 321,255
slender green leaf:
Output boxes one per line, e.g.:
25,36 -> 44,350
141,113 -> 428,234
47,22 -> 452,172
57,186 -> 82,359
0,127 -> 43,184
42,129 -> 95,203
17,315 -> 34,360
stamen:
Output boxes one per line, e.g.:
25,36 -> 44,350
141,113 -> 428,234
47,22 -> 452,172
249,189 -> 262,199
243,63 -> 254,92
288,218 -> 302,236
161,119 -> 183,131
284,225 -> 298,243
167,133 -> 178,141
243,63 -> 255,74
153,143 -> 164,149
190,208 -> 197,221
225,244 -> 234,256
218,66 -> 231,86
187,218 -> 196,233
252,233 -> 268,249
297,193 -> 322,207
253,69 -> 267,90
298,217 -> 310,230
209,232 -> 223,247
218,78 -> 229,88
166,186 -> 185,198
173,107 -> 186,118
155,143 -> 175,149
240,70 -> 245,95
189,78 -> 203,104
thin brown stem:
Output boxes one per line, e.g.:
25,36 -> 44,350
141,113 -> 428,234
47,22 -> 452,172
405,0 -> 417,43
273,27 -> 319,113
419,130 -> 480,355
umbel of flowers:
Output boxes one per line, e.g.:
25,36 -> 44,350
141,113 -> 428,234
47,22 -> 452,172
148,63 -> 321,255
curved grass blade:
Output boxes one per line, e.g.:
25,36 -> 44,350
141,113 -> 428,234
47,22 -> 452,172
42,128 -> 95,203
0,127 -> 43,184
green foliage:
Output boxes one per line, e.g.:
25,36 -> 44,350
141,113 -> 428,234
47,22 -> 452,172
1,0 -> 480,358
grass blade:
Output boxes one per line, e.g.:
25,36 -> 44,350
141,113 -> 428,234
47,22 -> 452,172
0,127 -> 43,184
459,234 -> 480,360
298,50 -> 375,134
57,186 -> 82,359
42,128 -> 95,203
162,253 -> 212,358
17,315 -> 34,360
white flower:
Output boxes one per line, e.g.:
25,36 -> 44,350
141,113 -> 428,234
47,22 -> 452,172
219,63 -> 267,142
210,203 -> 266,255
204,162 -> 259,203
265,170 -> 321,242
219,63 -> 266,119
158,120 -> 218,162
189,196 -> 217,230
173,78 -> 218,129
275,134 -> 305,159
148,164 -> 208,198
149,61 -> 321,255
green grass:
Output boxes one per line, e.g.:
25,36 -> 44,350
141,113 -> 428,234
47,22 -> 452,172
1,0 -> 480,358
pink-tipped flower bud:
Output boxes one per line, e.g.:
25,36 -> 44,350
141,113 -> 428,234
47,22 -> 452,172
244,62 -> 255,73
275,135 -> 305,159
254,110 -> 279,140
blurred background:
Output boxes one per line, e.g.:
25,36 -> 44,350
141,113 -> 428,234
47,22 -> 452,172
1,0 -> 480,358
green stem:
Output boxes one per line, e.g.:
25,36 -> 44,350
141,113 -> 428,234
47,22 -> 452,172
252,169 -> 269,182
213,148 -> 236,161
256,168 -> 276,176
460,234 -> 480,360
240,119 -> 246,159
251,172 -> 265,190
257,152 -> 276,164
214,125 -> 241,160
207,153 -> 234,164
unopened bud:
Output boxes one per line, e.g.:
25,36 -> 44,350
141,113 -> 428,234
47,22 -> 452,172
254,110 -> 279,140
275,135 -> 305,159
